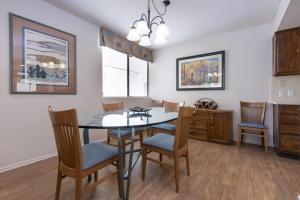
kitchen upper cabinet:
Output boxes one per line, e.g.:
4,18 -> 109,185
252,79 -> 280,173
273,27 -> 300,76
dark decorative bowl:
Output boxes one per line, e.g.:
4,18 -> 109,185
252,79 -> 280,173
129,106 -> 152,113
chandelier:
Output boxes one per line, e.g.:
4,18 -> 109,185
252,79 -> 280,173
127,0 -> 171,47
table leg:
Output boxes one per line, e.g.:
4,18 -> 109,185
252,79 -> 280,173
83,128 -> 92,182
125,127 -> 135,200
83,128 -> 89,145
117,128 -> 125,199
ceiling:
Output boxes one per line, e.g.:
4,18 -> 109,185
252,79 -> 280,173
278,0 -> 300,31
44,0 -> 281,49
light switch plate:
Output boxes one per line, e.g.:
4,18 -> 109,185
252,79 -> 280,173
287,89 -> 295,97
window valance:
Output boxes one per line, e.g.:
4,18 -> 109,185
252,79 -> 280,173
100,27 -> 153,62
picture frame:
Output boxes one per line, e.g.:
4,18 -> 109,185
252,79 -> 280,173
9,13 -> 77,94
176,51 -> 225,91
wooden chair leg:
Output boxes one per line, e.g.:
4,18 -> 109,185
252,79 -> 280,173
142,149 -> 147,181
107,136 -> 111,144
55,169 -> 62,200
174,156 -> 180,193
151,128 -> 155,137
159,153 -> 163,166
75,178 -> 82,200
237,127 -> 241,147
264,129 -> 268,151
185,151 -> 190,176
94,171 -> 98,182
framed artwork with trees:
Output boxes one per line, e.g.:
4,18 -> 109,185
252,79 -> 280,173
9,13 -> 76,94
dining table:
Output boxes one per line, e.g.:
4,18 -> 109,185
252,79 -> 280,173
77,107 -> 178,200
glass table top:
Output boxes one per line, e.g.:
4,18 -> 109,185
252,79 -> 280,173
78,107 -> 178,129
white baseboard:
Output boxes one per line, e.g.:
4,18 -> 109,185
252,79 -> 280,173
0,152 -> 58,174
0,138 -> 107,174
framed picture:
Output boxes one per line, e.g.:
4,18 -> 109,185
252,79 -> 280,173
9,13 -> 76,94
176,51 -> 225,90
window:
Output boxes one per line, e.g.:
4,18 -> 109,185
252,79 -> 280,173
102,47 -> 148,97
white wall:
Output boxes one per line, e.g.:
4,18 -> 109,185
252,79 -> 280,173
0,0 -> 148,171
149,23 -> 274,145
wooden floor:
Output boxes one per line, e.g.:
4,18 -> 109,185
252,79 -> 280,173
1,139 -> 300,200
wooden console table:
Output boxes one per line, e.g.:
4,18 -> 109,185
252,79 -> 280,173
189,109 -> 233,144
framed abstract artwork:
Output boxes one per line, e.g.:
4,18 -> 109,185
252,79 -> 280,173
176,51 -> 225,90
9,13 -> 76,94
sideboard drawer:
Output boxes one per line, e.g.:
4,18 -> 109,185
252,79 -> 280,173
279,134 -> 300,154
280,114 -> 300,125
280,125 -> 300,135
280,105 -> 300,115
191,118 -> 208,130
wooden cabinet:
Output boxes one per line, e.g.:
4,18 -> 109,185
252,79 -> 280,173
273,104 -> 300,156
189,109 -> 233,144
273,27 -> 300,76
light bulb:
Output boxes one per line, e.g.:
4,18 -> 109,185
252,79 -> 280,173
139,35 -> 151,46
136,19 -> 150,35
154,35 -> 167,45
156,21 -> 170,36
127,27 -> 140,41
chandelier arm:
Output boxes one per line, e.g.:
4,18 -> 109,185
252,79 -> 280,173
150,15 -> 164,25
151,0 -> 168,16
150,22 -> 159,32
132,19 -> 141,27
142,13 -> 148,20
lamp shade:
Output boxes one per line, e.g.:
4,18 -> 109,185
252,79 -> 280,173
136,19 -> 150,35
139,35 -> 151,46
155,21 -> 170,36
127,27 -> 140,41
154,35 -> 167,45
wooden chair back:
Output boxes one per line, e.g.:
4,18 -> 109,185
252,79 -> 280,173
102,102 -> 124,112
240,101 -> 267,124
48,106 -> 83,171
165,101 -> 185,112
174,107 -> 194,151
150,99 -> 164,107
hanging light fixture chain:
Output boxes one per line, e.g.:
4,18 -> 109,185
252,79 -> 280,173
151,0 -> 168,16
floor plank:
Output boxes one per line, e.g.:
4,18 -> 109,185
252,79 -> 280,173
0,140 -> 300,200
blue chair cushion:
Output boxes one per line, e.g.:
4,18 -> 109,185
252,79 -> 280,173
151,123 -> 176,131
82,142 -> 118,170
238,122 -> 268,129
143,133 -> 174,152
110,128 -> 144,137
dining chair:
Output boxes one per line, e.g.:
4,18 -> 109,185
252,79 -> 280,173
48,106 -> 122,200
141,106 -> 194,193
237,101 -> 268,151
102,102 -> 145,166
150,101 -> 185,136
150,99 -> 164,107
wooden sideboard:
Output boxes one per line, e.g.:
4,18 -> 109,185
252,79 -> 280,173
273,104 -> 300,156
273,27 -> 300,76
189,109 -> 233,144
